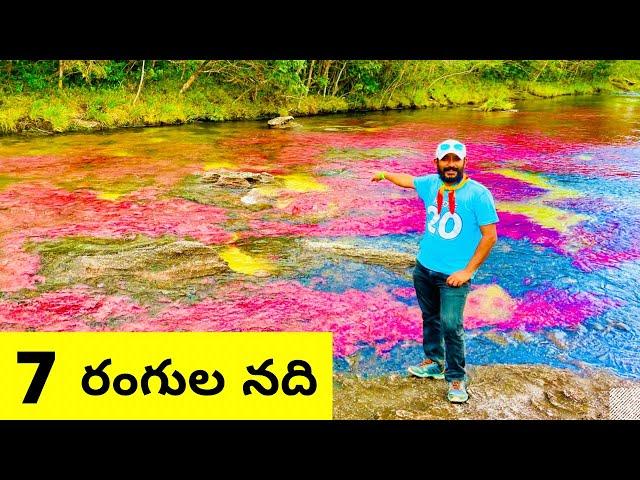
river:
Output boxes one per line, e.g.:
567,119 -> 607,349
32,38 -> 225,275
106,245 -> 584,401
1,93 -> 639,387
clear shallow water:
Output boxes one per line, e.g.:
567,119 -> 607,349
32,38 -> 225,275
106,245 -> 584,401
1,94 -> 639,378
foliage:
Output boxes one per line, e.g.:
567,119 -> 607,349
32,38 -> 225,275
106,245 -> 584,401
2,60 -> 640,134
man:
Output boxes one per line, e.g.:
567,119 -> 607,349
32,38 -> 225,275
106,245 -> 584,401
371,139 -> 498,403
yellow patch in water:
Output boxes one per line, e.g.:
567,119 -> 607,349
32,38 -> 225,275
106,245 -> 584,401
204,161 -> 237,170
496,201 -> 592,232
96,192 -> 124,201
493,168 -> 582,200
26,148 -> 50,155
275,198 -> 294,209
111,150 -> 133,157
466,284 -> 516,321
225,232 -> 241,244
254,185 -> 281,198
280,173 -> 327,192
219,246 -> 275,276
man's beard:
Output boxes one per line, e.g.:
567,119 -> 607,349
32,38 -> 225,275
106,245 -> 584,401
438,166 -> 464,184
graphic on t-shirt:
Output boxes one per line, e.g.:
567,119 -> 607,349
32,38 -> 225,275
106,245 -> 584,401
426,205 -> 463,240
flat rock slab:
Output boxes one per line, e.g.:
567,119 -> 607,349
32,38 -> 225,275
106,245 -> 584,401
334,364 -> 639,419
201,170 -> 275,188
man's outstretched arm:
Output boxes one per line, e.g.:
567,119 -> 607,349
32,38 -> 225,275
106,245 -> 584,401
371,171 -> 415,189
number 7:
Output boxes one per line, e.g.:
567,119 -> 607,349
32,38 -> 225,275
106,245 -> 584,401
17,352 -> 55,404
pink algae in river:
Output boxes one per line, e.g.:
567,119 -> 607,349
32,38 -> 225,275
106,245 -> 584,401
1,110 -> 635,359
0,183 -> 231,242
494,212 -> 564,253
0,287 -> 149,331
0,183 -> 233,291
0,240 -> 44,292
0,280 -> 423,357
464,285 -> 619,331
122,280 -> 423,357
0,279 -> 617,355
247,197 -> 424,238
0,151 -> 206,198
392,287 -> 416,299
243,171 -> 426,238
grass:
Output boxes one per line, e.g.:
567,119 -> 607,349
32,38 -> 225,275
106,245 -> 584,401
1,72 -> 638,136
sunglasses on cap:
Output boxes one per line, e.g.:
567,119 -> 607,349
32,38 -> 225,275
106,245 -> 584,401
436,139 -> 466,160
439,143 -> 464,152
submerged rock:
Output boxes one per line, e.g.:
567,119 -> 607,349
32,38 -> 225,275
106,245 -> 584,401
173,171 -> 276,209
303,239 -> 416,270
267,116 -> 294,128
30,236 -> 230,305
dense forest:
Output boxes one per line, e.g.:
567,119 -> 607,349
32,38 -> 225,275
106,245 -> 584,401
1,60 -> 638,134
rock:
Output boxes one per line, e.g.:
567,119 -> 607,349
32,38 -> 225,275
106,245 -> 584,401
395,409 -> 415,419
72,119 -> 101,129
614,322 -> 631,332
510,329 -> 533,343
38,236 -> 229,301
303,239 -> 416,269
201,170 -> 274,188
546,330 -> 568,350
484,331 -> 510,346
333,364 -> 637,420
267,116 -> 294,128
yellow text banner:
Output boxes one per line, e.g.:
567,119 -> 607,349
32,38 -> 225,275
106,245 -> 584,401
0,332 -> 333,420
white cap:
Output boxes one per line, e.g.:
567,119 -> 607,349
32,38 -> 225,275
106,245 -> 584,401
435,139 -> 466,160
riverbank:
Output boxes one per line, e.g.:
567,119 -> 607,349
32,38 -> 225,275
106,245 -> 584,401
1,76 -> 636,136
333,364 -> 640,420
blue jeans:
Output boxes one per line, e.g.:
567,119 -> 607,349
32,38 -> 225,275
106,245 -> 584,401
412,260 -> 470,382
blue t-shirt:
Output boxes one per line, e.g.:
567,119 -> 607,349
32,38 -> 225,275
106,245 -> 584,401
414,174 -> 499,276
